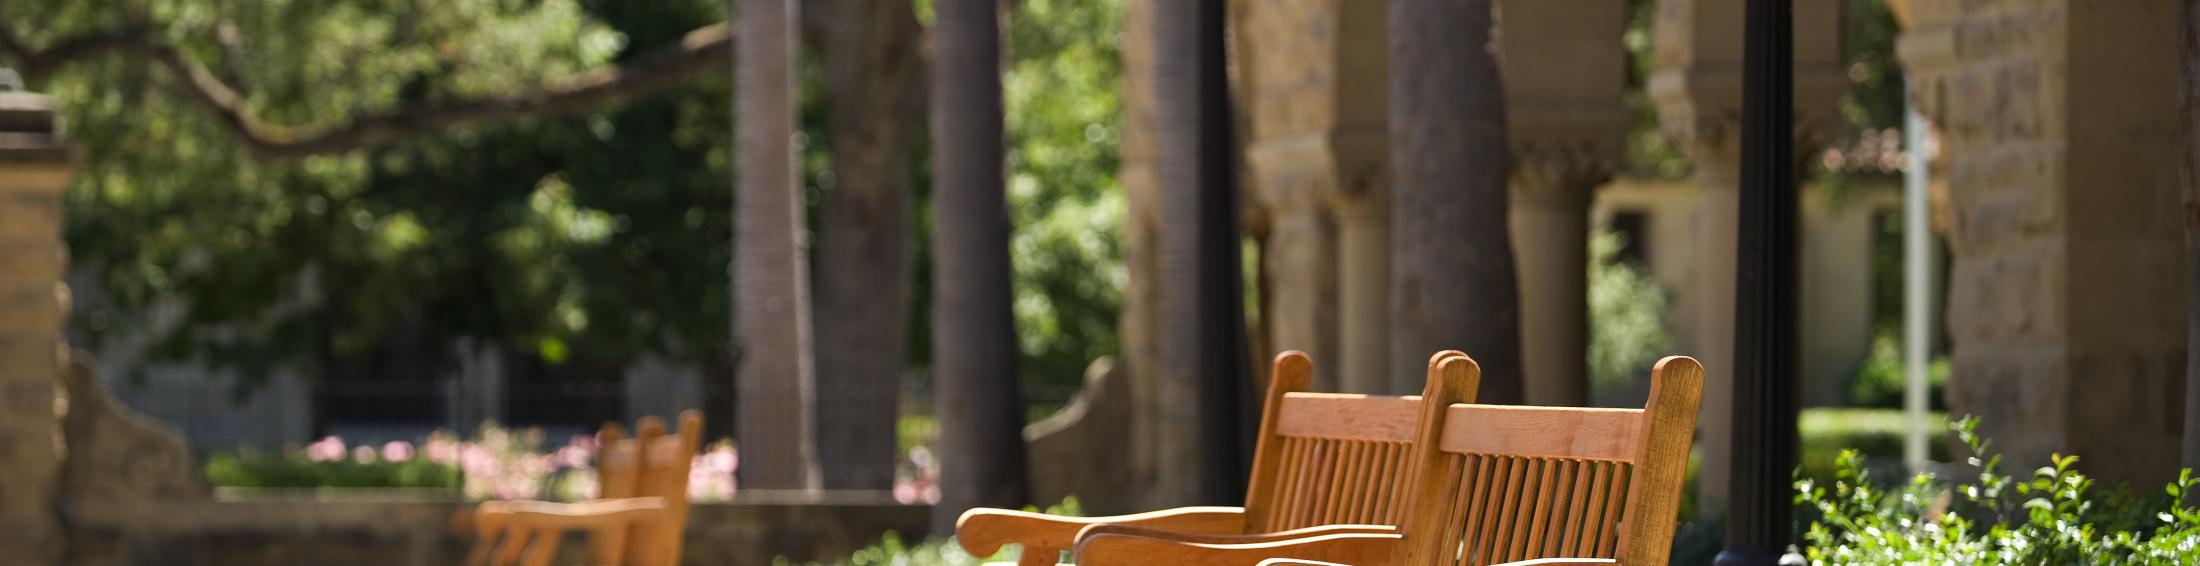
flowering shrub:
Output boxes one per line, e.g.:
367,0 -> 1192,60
205,422 -> 740,501
204,443 -> 458,489
1798,417 -> 2200,564
205,420 -> 941,504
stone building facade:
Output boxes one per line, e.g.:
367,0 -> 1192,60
1071,0 -> 2191,514
1898,0 -> 2187,485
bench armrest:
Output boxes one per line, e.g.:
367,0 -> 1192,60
955,505 -> 1245,563
1074,523 -> 1396,546
1072,531 -> 1401,566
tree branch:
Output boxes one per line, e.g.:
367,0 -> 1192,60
1,22 -> 734,160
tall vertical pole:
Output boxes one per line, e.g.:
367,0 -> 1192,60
1715,0 -> 1796,562
1153,0 -> 1211,505
1192,0 -> 1255,504
1902,84 -> 1934,474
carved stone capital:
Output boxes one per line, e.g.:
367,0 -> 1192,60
1510,136 -> 1621,206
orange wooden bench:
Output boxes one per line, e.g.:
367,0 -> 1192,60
461,410 -> 704,566
1073,356 -> 1703,566
957,349 -> 1478,566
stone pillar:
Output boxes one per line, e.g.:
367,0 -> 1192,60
0,85 -> 75,565
1650,0 -> 1843,513
1498,0 -> 1629,407
1900,0 -> 2185,485
1236,0 -> 1391,393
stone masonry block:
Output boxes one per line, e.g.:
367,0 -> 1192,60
2,380 -> 56,416
1943,246 -> 2062,343
0,192 -> 61,241
0,242 -> 63,284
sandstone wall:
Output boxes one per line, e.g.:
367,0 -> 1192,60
1900,0 -> 2186,484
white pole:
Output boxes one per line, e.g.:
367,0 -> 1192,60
1903,83 -> 1935,474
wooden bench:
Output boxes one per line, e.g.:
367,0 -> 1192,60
462,411 -> 704,566
957,350 -> 1479,565
1073,356 -> 1703,566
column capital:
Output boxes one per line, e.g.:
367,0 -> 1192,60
0,91 -> 75,191
1649,0 -> 1847,163
1510,136 -> 1620,205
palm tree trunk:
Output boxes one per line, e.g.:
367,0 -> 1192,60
812,0 -> 922,492
733,0 -> 818,491
1386,0 -> 1523,404
1151,0 -> 1220,505
2178,0 -> 2200,471
930,0 -> 1029,529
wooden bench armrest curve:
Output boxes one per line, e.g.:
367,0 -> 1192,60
1195,545 -> 1607,566
1071,532 -> 1401,566
954,505 -> 1246,557
1072,523 -> 1396,546
468,497 -> 673,531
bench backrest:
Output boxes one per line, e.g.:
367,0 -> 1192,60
1241,350 -> 1479,532
1392,356 -> 1702,566
593,411 -> 704,565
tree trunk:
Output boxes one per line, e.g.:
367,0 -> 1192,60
1150,0 -> 1227,505
812,0 -> 922,492
1387,0 -> 1523,404
2179,0 -> 2200,471
930,0 -> 1029,529
733,0 -> 818,491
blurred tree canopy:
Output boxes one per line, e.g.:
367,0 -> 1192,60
7,0 -> 1128,398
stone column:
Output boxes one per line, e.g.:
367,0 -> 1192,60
1901,0 -> 2185,485
1236,0 -> 1390,393
1498,0 -> 1629,407
0,85 -> 75,565
1650,0 -> 1843,513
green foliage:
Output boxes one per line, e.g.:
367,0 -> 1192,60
1002,0 -> 1126,393
1799,408 -> 1948,483
1799,417 -> 2200,564
204,451 -> 458,490
785,499 -> 1086,565
33,0 -> 734,389
1848,333 -> 1950,410
31,0 -> 1128,403
1587,231 -> 1672,389
1619,0 -> 1690,180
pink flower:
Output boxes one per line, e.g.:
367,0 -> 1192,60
424,437 -> 459,465
305,436 -> 345,462
352,445 -> 378,464
461,445 -> 498,477
382,441 -> 414,462
704,446 -> 737,473
556,445 -> 591,469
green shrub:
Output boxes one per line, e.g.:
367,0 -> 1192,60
203,451 -> 458,489
1588,231 -> 1672,391
1799,408 -> 1948,483
1799,417 -> 2200,564
788,499 -> 1085,565
1848,332 -> 1950,409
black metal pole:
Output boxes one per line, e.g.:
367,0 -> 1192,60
1714,0 -> 1798,563
1193,0 -> 1254,504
